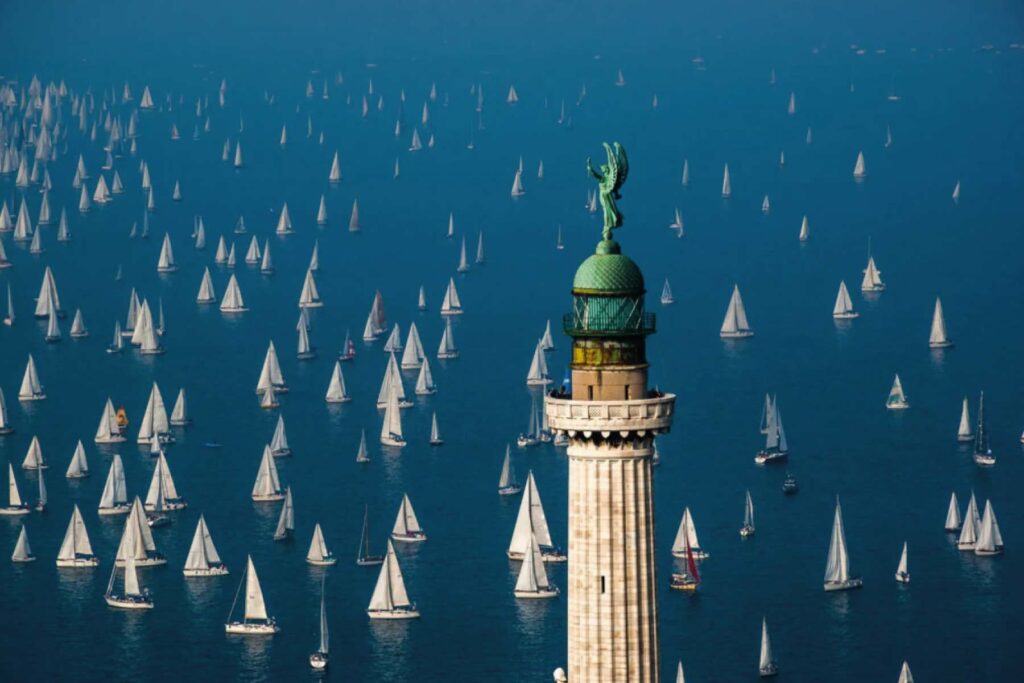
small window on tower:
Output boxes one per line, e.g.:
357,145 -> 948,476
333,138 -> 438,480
625,385 -> 631,400
600,575 -> 606,594
587,386 -> 594,401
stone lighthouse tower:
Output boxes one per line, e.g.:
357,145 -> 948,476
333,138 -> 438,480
546,143 -> 675,682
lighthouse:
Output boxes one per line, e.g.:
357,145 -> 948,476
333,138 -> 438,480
546,143 -> 676,682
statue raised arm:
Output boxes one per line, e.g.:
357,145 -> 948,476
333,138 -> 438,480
587,142 -> 629,241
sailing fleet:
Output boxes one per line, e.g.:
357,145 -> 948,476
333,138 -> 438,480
0,51 -> 1013,681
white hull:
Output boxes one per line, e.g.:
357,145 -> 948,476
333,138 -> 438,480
116,556 -> 167,568
887,402 -> 909,411
381,437 -> 406,447
225,621 -> 279,635
309,654 -> 328,670
144,501 -> 186,512
507,549 -> 568,563
515,587 -> 560,599
18,394 -> 46,401
720,331 -> 754,339
391,532 -> 427,543
833,312 -> 859,320
57,557 -> 99,568
95,436 -> 127,444
183,565 -> 230,577
97,505 -> 132,516
671,549 -> 710,560
106,595 -> 154,609
759,664 -> 779,677
929,341 -> 954,349
498,485 -> 523,496
973,454 -> 996,467
975,548 -> 1003,557
326,396 -> 352,404
367,608 -> 420,620
0,507 -> 31,516
823,578 -> 863,592
252,494 -> 286,502
437,351 -> 459,359
895,572 -> 910,583
957,434 -> 974,443
306,557 -> 338,566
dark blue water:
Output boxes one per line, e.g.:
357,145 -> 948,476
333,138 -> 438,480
1,31 -> 1023,683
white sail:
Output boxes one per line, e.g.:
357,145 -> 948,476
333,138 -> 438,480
392,494 -> 423,537
137,382 -> 170,444
958,493 -> 980,548
368,540 -> 413,612
0,388 -> 9,433
270,415 -> 290,455
66,440 -> 90,478
98,455 -> 129,511
325,362 -> 350,402
115,498 -> 160,564
276,203 -> 293,235
220,274 -> 247,312
898,661 -> 914,683
298,269 -> 322,308
256,341 -> 286,393
145,453 -> 182,510
18,354 -> 44,400
170,389 -> 188,425
799,215 -> 809,241
184,515 -> 224,573
252,446 -> 283,499
498,446 -> 517,490
329,151 -> 342,182
415,357 -> 436,395
274,487 -> 294,540
928,297 -> 952,348
245,236 -> 261,263
157,233 -> 177,272
526,340 -> 551,385
515,533 -> 553,594
824,498 -> 853,586
400,322 -> 426,369
832,281 -> 857,318
672,507 -> 705,556
58,505 -> 95,563
244,556 -> 270,620
975,500 -> 1002,555
861,256 -> 885,291
853,151 -> 866,178
957,398 -> 973,441
540,321 -> 555,350
887,374 -> 908,409
440,277 -> 462,314
22,436 -> 45,470
307,523 -> 332,563
759,618 -> 776,673
508,471 -> 554,556
437,317 -> 458,358
376,353 -> 408,407
944,492 -> 962,531
6,463 -> 24,508
895,541 -> 909,580
197,268 -> 216,303
720,285 -> 753,338
721,164 -> 731,197
511,169 -> 525,197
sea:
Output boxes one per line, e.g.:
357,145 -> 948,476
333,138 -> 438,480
1,10 -> 1022,682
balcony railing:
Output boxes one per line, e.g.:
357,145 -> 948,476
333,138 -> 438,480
563,311 -> 656,337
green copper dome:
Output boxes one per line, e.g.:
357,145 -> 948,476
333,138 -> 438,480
572,239 -> 645,294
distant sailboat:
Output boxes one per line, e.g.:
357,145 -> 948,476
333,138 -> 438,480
367,540 -> 419,619
928,297 -> 953,348
761,195 -> 770,214
391,494 -> 426,542
958,493 -> 981,550
897,662 -> 914,683
511,169 -> 525,197
721,164 -> 731,198
57,505 -> 99,567
115,498 -> 167,566
957,397 -> 973,442
272,487 -> 295,541
740,490 -> 756,537
669,533 -> 700,592
944,492 -> 962,532
861,255 -> 885,292
798,215 -> 809,242
514,533 -> 559,599
440,278 -> 463,316
974,500 -> 1004,556
972,391 -> 995,466
823,497 -> 863,591
325,362 -> 351,403
853,151 -> 867,179
429,412 -> 444,445
356,504 -> 383,566
251,446 -> 285,502
18,354 -> 46,401
355,430 -> 370,464
672,507 -> 709,559
380,384 -> 406,447
498,445 -> 522,496
894,541 -> 910,583
661,279 -> 674,305
105,544 -> 153,610
1,464 -> 30,516
526,340 -> 551,386
144,453 -> 186,511
720,285 -> 753,338
952,180 -> 961,203
220,275 -> 247,313
886,374 -> 909,410
832,281 -> 858,319
437,318 -> 459,359
183,515 -> 228,576
508,471 -> 565,562
225,556 -> 279,634
309,578 -> 330,670
759,618 -> 779,677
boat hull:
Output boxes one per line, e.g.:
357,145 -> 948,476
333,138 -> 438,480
381,437 -> 406,448
391,532 -> 427,543
356,556 -> 384,566
306,557 -> 338,566
57,556 -> 100,568
116,556 -> 167,568
183,565 -> 230,577
739,526 -> 755,537
367,608 -> 420,620
252,494 -> 286,502
720,331 -> 754,339
105,595 -> 154,610
973,454 -> 996,467
895,572 -> 910,583
754,450 -> 788,465
759,664 -> 779,677
98,505 -> 132,516
225,621 -> 279,635
929,341 -> 954,349
514,587 -> 560,599
823,578 -> 863,592
0,506 -> 31,516
498,485 -> 523,496
975,547 -> 1003,557
671,549 -> 710,560
309,653 -> 328,670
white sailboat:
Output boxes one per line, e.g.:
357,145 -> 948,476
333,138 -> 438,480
853,151 -> 867,179
437,317 -> 459,359
894,541 -> 910,582
457,235 -> 470,273
526,340 -> 551,385
1,464 -> 30,516
220,274 -> 248,312
380,384 -> 406,447
256,341 -> 288,394
958,493 -> 981,550
401,323 -> 426,369
720,285 -> 753,338
0,388 -> 11,435
440,277 -> 463,315
356,430 -> 370,464
273,487 -> 295,541
157,233 -> 177,272
861,255 -> 885,292
309,578 -> 330,670
416,358 -> 437,395
672,507 -> 709,559
798,215 -> 809,242
540,321 -> 555,351
721,164 -> 732,198
115,498 -> 167,566
972,391 -> 995,466
298,269 -> 323,308
957,397 -> 973,442
661,280 -> 674,305
22,436 -> 47,470
325,362 -> 351,403
10,525 -> 33,562
944,492 -> 962,531
225,556 -> 279,634
329,151 -> 342,183
761,195 -> 770,214
391,494 -> 426,542
367,540 -> 419,619
66,440 -> 90,478
823,497 -> 862,591
898,661 -> 914,683
18,354 -> 45,401
498,445 -> 522,495
508,471 -> 565,561
886,374 -> 909,410
270,415 -> 291,456
928,297 -> 953,348
832,281 -> 858,319
297,322 -> 316,360
196,268 -> 216,303
307,523 -> 337,565
144,453 -> 186,511
511,169 -> 526,197
183,515 -> 229,576
98,455 -> 130,516
759,618 -> 778,677
418,286 -> 428,311
740,490 -> 756,537
57,505 -> 99,567
514,533 -> 559,599
974,500 -> 1004,556
105,545 -> 153,609
137,382 -> 172,445
251,445 -> 285,501
170,389 -> 190,426
429,412 -> 444,446
275,203 -> 293,235
952,180 -> 961,203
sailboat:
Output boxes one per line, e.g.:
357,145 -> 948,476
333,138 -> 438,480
721,164 -> 731,198
898,661 -> 914,683
832,281 -> 858,319
517,395 -> 542,447
429,412 -> 444,446
661,279 -> 675,305
526,340 -> 551,385
2,285 -> 13,326
957,397 -> 973,442
440,278 -> 463,315
958,493 -> 981,550
329,151 -> 342,183
105,547 -> 153,609
157,233 -> 177,272
1,464 -> 31,516
144,453 -> 186,511
944,492 -> 962,532
758,618 -> 779,677
0,388 -> 11,435
256,341 -> 288,394
928,297 -> 953,348
823,497 -> 863,591
20,435 -> 46,470
437,318 -> 459,359
137,382 -> 173,445
367,540 -> 419,619
391,494 -> 426,542
508,472 -> 566,561
220,274 -> 248,312
798,215 -> 809,242
556,225 -> 565,250
952,180 -> 961,203
307,523 -> 337,565
761,195 -> 770,214
511,169 -> 526,197
740,491 -> 756,537
309,578 -> 330,670
325,362 -> 351,403
57,505 -> 99,567
670,534 -> 700,592
456,236 -> 470,273
355,430 -> 370,464
297,322 -> 317,360
196,268 -> 217,304
273,487 -> 295,541
720,285 -> 753,338
270,416 -> 291,456
225,557 -> 279,634
98,455 -> 131,515
298,269 -> 323,308
514,533 -> 560,599
183,515 -> 229,576
357,505 -> 384,565
886,374 -> 909,410
853,151 -> 867,179
974,500 -> 1004,556
169,389 -> 190,427
972,391 -> 995,466
116,498 -> 167,566
251,445 -> 286,502
340,329 -> 357,361
861,255 -> 885,292
498,445 -> 522,496
755,395 -> 789,464
66,440 -> 90,478
672,507 -> 709,559
894,541 -> 910,582
380,384 -> 406,447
